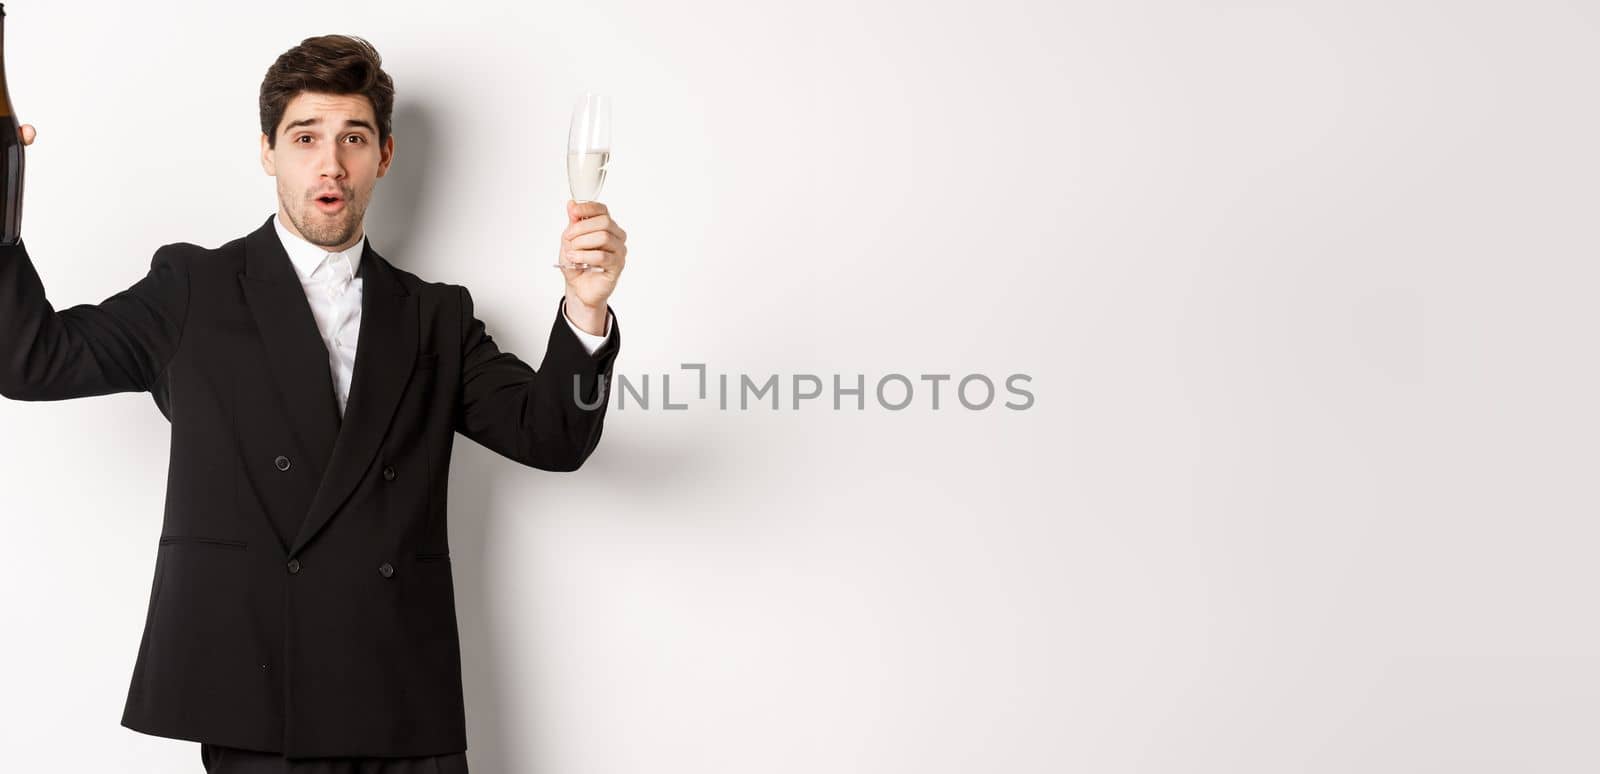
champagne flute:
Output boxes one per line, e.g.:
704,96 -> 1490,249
555,92 -> 611,272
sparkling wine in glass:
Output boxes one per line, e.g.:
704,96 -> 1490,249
557,93 -> 611,272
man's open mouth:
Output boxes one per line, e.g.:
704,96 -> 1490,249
314,194 -> 346,212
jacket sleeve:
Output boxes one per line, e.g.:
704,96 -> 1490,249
0,239 -> 190,401
454,286 -> 621,472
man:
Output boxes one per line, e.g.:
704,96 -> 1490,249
0,34 -> 626,772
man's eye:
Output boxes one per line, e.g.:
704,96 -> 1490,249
344,135 -> 364,143
295,135 -> 311,143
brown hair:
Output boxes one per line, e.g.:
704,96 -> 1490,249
259,34 -> 395,149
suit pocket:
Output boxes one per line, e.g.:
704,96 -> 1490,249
143,531 -> 259,718
158,535 -> 249,550
415,551 -> 451,563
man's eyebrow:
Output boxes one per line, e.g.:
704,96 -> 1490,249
284,117 -> 377,133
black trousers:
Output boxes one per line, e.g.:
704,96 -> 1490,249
199,743 -> 470,773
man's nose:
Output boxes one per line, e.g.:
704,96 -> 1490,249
315,145 -> 346,179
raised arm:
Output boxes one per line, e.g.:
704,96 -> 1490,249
0,238 -> 190,401
454,287 -> 621,471
0,121 -> 190,403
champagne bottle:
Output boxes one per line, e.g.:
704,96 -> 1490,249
0,4 -> 24,246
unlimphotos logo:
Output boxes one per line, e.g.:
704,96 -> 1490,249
575,364 -> 1035,411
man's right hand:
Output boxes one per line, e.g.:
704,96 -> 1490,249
18,123 -> 34,145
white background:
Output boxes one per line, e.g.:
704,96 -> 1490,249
0,0 -> 1593,771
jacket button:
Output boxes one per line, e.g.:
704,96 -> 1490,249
382,465 -> 396,481
378,562 -> 395,578
275,455 -> 291,471
286,559 -> 301,574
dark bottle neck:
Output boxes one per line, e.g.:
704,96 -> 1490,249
0,7 -> 13,118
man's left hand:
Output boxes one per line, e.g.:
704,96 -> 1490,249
559,200 -> 626,335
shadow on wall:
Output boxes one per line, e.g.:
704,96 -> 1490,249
365,101 -> 437,271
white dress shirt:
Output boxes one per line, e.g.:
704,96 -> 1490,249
272,214 -> 613,417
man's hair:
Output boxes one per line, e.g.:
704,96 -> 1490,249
259,34 -> 395,149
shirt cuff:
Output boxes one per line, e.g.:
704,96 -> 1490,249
562,305 -> 614,355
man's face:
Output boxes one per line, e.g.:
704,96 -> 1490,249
260,91 -> 394,252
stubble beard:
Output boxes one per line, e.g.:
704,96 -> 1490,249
286,194 -> 364,249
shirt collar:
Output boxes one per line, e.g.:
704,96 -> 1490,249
273,212 -> 366,283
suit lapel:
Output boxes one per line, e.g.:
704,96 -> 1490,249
238,217 -> 341,480
237,214 -> 419,558
290,228 -> 417,557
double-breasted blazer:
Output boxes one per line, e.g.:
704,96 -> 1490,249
0,214 -> 622,758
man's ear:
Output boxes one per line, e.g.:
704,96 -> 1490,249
260,132 -> 277,176
376,133 -> 395,179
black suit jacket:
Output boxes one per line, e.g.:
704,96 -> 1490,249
0,215 -> 621,758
